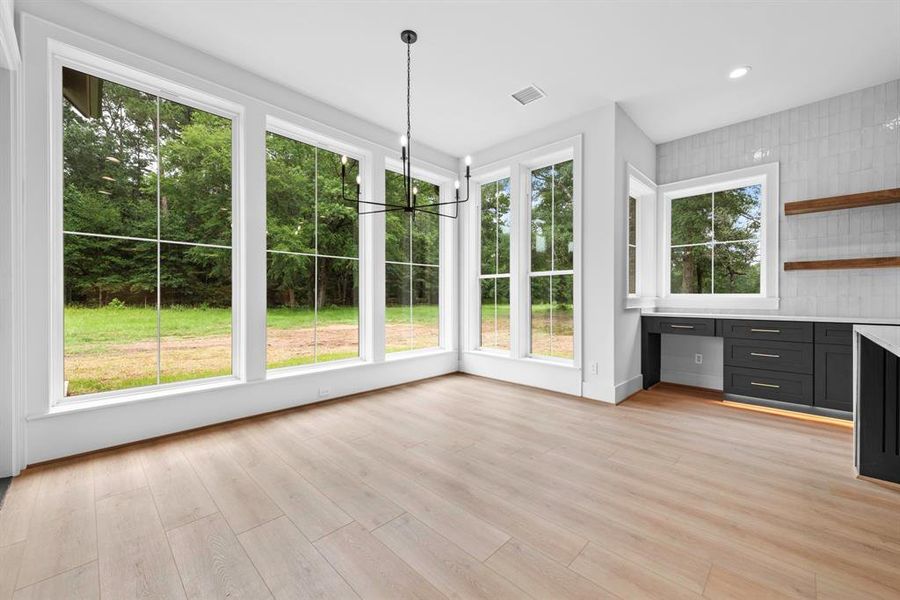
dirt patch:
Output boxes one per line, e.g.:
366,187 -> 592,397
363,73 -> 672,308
65,322 -> 442,395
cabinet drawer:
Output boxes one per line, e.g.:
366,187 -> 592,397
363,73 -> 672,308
815,343 -> 853,411
815,322 -> 853,346
644,317 -> 715,337
724,339 -> 813,374
720,319 -> 812,343
724,366 -> 814,406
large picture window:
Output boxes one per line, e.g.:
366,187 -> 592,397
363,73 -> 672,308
479,177 -> 511,351
265,132 -> 359,368
529,160 -> 574,360
385,171 -> 441,353
659,163 -> 778,309
62,67 -> 233,397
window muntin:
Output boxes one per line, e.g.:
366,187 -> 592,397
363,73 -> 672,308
529,160 -> 574,360
265,132 -> 359,369
62,67 -> 233,397
385,171 -> 441,353
669,184 -> 761,295
478,177 -> 510,351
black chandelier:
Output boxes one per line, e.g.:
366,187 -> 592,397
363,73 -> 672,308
341,29 -> 471,218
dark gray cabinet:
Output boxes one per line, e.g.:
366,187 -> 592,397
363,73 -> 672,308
724,366 -> 814,405
815,343 -> 853,411
858,337 -> 900,484
719,320 -> 813,343
724,338 -> 814,374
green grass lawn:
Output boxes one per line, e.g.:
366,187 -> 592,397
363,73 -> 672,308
65,304 -> 443,350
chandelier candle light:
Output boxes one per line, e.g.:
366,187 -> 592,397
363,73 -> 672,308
341,29 -> 471,218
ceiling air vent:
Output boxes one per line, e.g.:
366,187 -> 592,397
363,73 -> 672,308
511,84 -> 545,106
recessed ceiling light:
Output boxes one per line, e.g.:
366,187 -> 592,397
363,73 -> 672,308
729,66 -> 751,79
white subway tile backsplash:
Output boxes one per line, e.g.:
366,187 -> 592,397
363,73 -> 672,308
658,80 -> 900,319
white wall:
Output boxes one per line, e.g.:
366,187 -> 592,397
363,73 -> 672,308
9,1 -> 460,470
610,106 -> 656,402
656,80 -> 900,389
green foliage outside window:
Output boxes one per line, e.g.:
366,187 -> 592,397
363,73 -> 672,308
669,185 -> 761,295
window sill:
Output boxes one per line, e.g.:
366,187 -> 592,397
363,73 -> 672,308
266,357 -> 366,379
626,296 -> 658,310
37,376 -> 244,420
657,296 -> 780,311
385,347 -> 449,361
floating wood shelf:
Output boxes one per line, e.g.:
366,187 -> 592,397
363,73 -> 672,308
784,188 -> 900,215
784,257 -> 900,271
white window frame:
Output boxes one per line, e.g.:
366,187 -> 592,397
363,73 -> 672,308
264,117 -> 370,373
625,163 -> 657,308
49,41 -> 245,407
383,157 -> 454,357
463,137 -> 582,370
657,162 -> 779,310
474,169 -> 512,354
523,150 -> 578,364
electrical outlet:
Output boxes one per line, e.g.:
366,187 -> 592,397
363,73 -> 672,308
694,353 -> 703,365
590,362 -> 599,374
318,387 -> 331,398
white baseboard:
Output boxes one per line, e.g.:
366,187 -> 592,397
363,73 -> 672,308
660,369 -> 723,390
459,352 -> 582,397
615,374 -> 644,403
581,380 -> 615,403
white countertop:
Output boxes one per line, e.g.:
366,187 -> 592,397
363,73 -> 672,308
854,325 -> 900,356
641,309 -> 900,325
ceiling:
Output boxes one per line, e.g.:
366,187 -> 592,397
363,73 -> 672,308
80,0 -> 900,156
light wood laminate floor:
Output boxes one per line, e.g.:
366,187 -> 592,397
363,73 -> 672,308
1,374 -> 899,599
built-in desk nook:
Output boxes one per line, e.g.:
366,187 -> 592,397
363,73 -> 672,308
642,312 -> 899,420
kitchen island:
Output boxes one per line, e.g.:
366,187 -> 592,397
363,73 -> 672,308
854,325 -> 900,485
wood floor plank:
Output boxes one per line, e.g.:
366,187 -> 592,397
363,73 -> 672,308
256,421 -> 404,531
373,513 -> 526,600
220,427 -> 353,541
95,486 -> 186,600
0,472 -> 41,548
180,433 -> 283,534
0,542 -> 24,599
350,433 -> 589,565
11,562 -> 99,600
139,441 -> 218,531
571,541 -> 704,600
91,448 -> 147,501
314,521 -> 446,600
237,516 -> 357,600
305,435 -> 510,561
167,512 -> 271,600
484,538 -> 616,600
15,468 -> 97,594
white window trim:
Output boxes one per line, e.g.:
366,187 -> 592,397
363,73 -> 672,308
263,117 -> 372,374
464,136 -> 582,369
625,163 -> 657,309
383,156 -> 456,356
48,41 -> 246,407
657,162 -> 779,310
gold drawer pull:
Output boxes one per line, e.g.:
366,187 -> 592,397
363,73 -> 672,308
750,352 -> 780,358
751,381 -> 781,389
670,324 -> 695,329
751,328 -> 781,333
